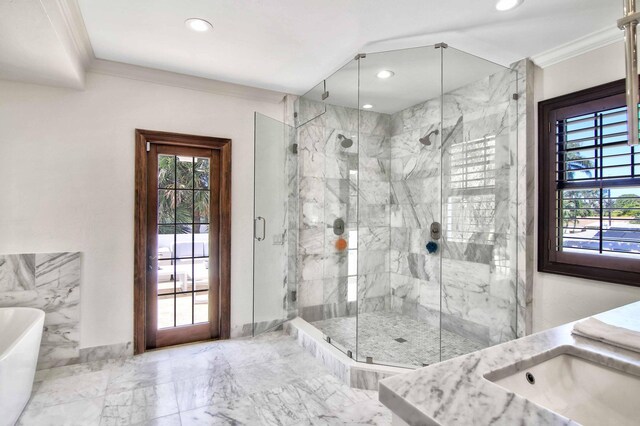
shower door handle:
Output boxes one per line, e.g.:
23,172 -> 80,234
254,217 -> 266,241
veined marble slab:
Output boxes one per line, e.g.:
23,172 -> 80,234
0,252 -> 81,369
380,301 -> 640,425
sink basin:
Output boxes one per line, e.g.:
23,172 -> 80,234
486,350 -> 640,426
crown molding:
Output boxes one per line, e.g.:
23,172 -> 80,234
88,59 -> 286,104
50,0 -> 285,103
52,0 -> 95,68
531,26 -> 622,69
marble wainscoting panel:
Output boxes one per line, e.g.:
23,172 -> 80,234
0,254 -> 35,291
0,252 -> 82,369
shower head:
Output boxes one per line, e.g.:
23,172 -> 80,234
419,129 -> 439,146
337,134 -> 353,148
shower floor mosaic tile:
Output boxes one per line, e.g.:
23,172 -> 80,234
19,332 -> 390,425
312,312 -> 485,367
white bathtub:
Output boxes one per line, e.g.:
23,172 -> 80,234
0,308 -> 45,426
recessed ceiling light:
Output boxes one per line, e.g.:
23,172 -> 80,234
376,70 -> 395,79
495,0 -> 523,11
185,18 -> 213,32
362,104 -> 373,109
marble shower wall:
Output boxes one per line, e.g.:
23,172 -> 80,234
0,252 -> 81,369
296,100 -> 391,325
388,96 -> 442,330
388,66 -> 520,347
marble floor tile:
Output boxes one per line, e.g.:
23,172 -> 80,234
18,396 -> 105,426
293,398 -> 393,425
100,383 -> 178,425
169,347 -> 230,381
180,397 -> 262,425
20,330 -> 393,426
135,413 -> 182,426
28,370 -> 110,409
312,311 -> 484,367
174,367 -> 247,412
106,358 -> 174,394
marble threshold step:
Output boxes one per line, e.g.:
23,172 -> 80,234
284,317 -> 411,391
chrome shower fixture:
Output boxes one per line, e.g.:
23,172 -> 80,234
337,134 -> 353,148
419,129 -> 439,146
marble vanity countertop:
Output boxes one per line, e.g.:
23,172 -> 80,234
379,301 -> 640,425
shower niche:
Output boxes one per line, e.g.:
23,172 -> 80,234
254,44 -> 526,369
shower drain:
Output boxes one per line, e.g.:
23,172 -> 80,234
394,337 -> 408,343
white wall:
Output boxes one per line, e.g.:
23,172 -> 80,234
0,72 -> 284,348
533,41 -> 640,332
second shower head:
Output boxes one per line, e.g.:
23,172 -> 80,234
337,134 -> 353,148
419,129 -> 439,146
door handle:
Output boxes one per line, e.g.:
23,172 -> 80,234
255,217 -> 266,241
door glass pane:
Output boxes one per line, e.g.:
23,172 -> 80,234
253,113 -> 296,335
175,293 -> 193,326
158,294 -> 174,329
156,153 -> 211,330
194,291 -> 209,324
194,157 -> 210,189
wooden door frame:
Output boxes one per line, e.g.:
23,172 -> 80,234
134,129 -> 231,355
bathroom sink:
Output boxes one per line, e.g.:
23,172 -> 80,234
485,350 -> 640,426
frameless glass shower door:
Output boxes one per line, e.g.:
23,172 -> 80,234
252,112 -> 297,335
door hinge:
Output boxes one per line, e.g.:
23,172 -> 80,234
512,93 -> 519,100
146,142 -> 150,152
322,91 -> 330,100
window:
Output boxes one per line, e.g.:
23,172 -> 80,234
539,79 -> 640,287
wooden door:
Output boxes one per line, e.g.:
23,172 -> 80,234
134,130 -> 231,353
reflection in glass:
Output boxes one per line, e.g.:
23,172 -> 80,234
158,155 -> 175,188
195,157 -> 210,189
194,291 -> 209,324
158,294 -> 174,329
175,293 -> 193,326
176,156 -> 194,189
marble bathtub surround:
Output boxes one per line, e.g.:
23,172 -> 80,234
379,301 -> 640,426
20,330 -> 391,425
0,252 -> 81,369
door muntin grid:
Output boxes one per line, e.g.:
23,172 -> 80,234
157,154 -> 211,329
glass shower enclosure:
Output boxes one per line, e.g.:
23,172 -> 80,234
254,43 -> 520,369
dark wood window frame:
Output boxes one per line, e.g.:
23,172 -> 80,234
539,78 -> 640,287
134,129 -> 231,354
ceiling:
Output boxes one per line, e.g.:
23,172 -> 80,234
0,1 -> 622,96
76,0 -> 619,94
